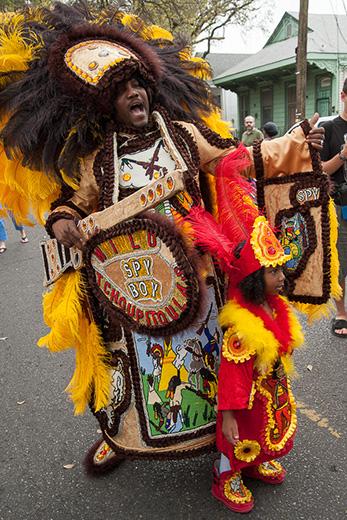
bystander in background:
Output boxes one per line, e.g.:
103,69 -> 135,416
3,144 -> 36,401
321,77 -> 347,337
0,211 -> 28,254
241,115 -> 264,146
263,121 -> 279,140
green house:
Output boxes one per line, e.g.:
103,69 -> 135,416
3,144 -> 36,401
214,11 -> 347,136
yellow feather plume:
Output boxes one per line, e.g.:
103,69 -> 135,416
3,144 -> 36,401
38,271 -> 85,351
66,318 -> 111,415
0,146 -> 60,225
119,13 -> 174,44
38,271 -> 112,414
201,109 -> 233,138
40,275 -> 69,329
143,25 -> 174,42
120,13 -> 147,37
0,15 -> 53,225
0,14 -> 43,88
219,298 -> 303,376
328,196 -> 342,300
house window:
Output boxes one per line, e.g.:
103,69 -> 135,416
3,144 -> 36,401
261,87 -> 273,126
212,88 -> 221,108
316,75 -> 332,116
320,77 -> 331,89
286,23 -> 292,38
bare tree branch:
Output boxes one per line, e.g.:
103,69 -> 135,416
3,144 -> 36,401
0,0 -> 269,53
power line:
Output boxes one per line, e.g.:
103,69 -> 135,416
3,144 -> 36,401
329,0 -> 347,45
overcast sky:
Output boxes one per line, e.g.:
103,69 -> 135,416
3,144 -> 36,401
196,0 -> 347,54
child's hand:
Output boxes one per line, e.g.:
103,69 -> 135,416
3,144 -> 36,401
222,410 -> 239,445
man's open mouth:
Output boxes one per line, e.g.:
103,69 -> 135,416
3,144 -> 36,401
129,101 -> 145,115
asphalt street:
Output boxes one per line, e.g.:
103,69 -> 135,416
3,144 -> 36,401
0,223 -> 346,520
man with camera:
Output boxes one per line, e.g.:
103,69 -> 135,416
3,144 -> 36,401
321,77 -> 347,337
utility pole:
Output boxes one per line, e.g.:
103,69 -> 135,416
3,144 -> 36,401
295,0 -> 309,121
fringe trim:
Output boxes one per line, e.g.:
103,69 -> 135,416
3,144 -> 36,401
329,197 -> 342,300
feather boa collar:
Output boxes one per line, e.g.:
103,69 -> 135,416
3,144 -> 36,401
219,289 -> 304,375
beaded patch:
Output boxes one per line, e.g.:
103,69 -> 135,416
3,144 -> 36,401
65,40 -> 138,86
84,217 -> 201,336
256,362 -> 297,453
93,350 -> 131,436
258,459 -> 283,477
127,281 -> 222,447
279,211 -> 312,272
250,216 -> 290,268
118,138 -> 177,189
222,327 -> 255,363
94,441 -> 114,464
223,472 -> 253,504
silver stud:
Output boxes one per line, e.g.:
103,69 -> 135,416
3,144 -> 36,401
98,49 -> 109,57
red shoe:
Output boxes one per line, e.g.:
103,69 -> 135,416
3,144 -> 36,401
212,466 -> 254,513
243,460 -> 286,484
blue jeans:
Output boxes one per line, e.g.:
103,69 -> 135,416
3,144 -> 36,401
0,212 -> 24,241
0,218 -> 8,241
335,205 -> 347,283
8,211 -> 24,232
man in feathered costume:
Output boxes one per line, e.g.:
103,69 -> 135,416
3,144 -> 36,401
0,2 -> 334,477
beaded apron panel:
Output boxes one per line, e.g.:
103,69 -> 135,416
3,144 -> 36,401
254,131 -> 332,304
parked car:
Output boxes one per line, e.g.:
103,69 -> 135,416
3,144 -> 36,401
286,114 -> 337,134
315,115 -> 337,127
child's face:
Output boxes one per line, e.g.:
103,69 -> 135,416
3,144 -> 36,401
264,266 -> 285,295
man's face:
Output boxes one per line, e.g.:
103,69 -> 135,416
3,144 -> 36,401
244,117 -> 255,131
114,78 -> 150,128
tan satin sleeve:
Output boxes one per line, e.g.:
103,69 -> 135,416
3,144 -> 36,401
177,121 -> 312,179
51,151 -> 100,217
247,125 -> 312,178
175,121 -> 236,174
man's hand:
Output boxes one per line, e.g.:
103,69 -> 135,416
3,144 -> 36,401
222,410 -> 239,445
306,112 -> 324,151
52,218 -> 86,249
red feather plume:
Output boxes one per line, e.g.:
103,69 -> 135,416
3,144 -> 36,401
216,144 -> 258,245
185,206 -> 234,271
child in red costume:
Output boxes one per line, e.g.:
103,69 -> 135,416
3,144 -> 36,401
187,146 -> 304,513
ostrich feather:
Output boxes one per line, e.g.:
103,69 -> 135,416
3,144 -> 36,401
38,270 -> 111,414
185,206 -> 234,271
216,144 -> 258,245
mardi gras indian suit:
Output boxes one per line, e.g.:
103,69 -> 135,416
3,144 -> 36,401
0,5 -> 339,470
186,159 -> 305,512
